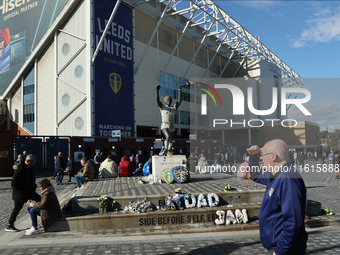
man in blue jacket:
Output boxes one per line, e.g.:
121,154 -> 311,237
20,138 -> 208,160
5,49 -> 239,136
142,157 -> 152,176
247,139 -> 308,255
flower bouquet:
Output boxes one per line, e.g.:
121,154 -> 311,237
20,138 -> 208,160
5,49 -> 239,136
97,195 -> 116,214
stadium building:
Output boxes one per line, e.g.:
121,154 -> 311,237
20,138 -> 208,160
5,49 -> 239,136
0,0 -> 320,175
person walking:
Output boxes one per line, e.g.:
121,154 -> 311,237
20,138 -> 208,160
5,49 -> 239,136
297,151 -> 305,168
52,155 -> 57,180
328,151 -> 334,165
293,151 -> 298,166
6,154 -> 41,232
66,157 -> 74,182
26,178 -> 62,235
56,152 -> 65,185
247,139 -> 308,254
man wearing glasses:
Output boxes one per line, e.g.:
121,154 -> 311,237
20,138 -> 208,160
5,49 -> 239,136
247,139 -> 308,255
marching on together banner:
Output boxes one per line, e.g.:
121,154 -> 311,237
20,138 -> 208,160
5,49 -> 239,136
94,0 -> 134,138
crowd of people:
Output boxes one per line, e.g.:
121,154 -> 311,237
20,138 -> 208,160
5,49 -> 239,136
6,151 -> 155,235
7,143 -> 337,249
187,150 -> 235,173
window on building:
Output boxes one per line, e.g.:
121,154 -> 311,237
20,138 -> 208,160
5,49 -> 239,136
0,149 -> 9,158
180,111 -> 190,125
23,66 -> 35,134
159,72 -> 194,103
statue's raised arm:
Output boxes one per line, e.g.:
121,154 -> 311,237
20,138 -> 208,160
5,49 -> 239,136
174,85 -> 182,109
156,84 -> 163,108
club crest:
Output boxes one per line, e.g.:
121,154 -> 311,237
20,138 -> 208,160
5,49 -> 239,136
109,73 -> 122,94
269,188 -> 274,197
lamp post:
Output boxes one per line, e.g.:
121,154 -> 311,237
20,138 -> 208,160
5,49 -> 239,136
327,127 -> 328,150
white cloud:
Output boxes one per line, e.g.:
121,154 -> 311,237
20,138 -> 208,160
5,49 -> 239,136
290,6 -> 340,48
288,103 -> 340,131
231,0 -> 279,11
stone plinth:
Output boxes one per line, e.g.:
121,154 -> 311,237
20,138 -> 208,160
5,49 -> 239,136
152,155 -> 187,181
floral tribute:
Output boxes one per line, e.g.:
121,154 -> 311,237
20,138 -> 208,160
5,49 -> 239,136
215,210 -> 226,225
161,195 -> 177,211
214,209 -> 249,225
196,194 -> 208,207
207,193 -> 220,207
184,194 -> 196,209
97,195 -> 116,214
123,200 -> 154,214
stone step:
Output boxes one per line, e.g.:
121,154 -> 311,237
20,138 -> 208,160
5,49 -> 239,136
49,199 -> 323,233
71,190 -> 266,214
48,203 -> 262,232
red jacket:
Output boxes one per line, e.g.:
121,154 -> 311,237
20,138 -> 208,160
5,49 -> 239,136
119,156 -> 133,177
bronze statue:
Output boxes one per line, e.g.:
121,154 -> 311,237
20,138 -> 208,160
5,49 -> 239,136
156,84 -> 182,156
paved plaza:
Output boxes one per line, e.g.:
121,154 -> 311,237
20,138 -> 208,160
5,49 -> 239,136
0,227 -> 340,254
0,159 -> 339,254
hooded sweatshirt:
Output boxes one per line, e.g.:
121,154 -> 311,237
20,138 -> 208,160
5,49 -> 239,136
119,155 -> 133,177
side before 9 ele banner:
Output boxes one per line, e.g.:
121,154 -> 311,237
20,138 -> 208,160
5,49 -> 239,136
0,0 -> 70,96
94,0 -> 134,138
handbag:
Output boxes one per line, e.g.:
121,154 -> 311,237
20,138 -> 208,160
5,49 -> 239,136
64,167 -> 70,173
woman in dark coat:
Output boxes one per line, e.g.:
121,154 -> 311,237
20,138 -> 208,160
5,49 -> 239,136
66,157 -> 75,182
25,178 -> 62,235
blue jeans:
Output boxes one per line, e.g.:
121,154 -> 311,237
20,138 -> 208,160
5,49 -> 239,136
57,170 -> 64,183
75,175 -> 87,188
27,207 -> 40,227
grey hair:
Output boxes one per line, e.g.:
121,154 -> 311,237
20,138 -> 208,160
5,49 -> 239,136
26,154 -> 36,162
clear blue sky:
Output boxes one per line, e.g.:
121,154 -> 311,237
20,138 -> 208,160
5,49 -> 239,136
216,1 -> 340,132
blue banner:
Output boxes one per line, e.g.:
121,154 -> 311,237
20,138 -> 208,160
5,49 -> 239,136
94,0 -> 134,138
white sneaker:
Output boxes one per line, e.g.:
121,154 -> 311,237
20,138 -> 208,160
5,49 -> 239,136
26,226 -> 35,233
25,227 -> 39,235
74,187 -> 80,191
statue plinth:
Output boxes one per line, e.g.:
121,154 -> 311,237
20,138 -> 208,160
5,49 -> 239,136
152,155 -> 187,181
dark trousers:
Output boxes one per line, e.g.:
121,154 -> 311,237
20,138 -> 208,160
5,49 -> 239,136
9,192 -> 41,225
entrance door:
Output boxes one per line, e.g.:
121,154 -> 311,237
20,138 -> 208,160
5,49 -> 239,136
46,138 -> 58,172
15,138 -> 30,156
59,139 -> 69,165
30,138 -> 43,173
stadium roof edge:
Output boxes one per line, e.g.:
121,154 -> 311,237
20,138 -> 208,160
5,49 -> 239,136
1,0 -> 83,101
130,0 -> 303,88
